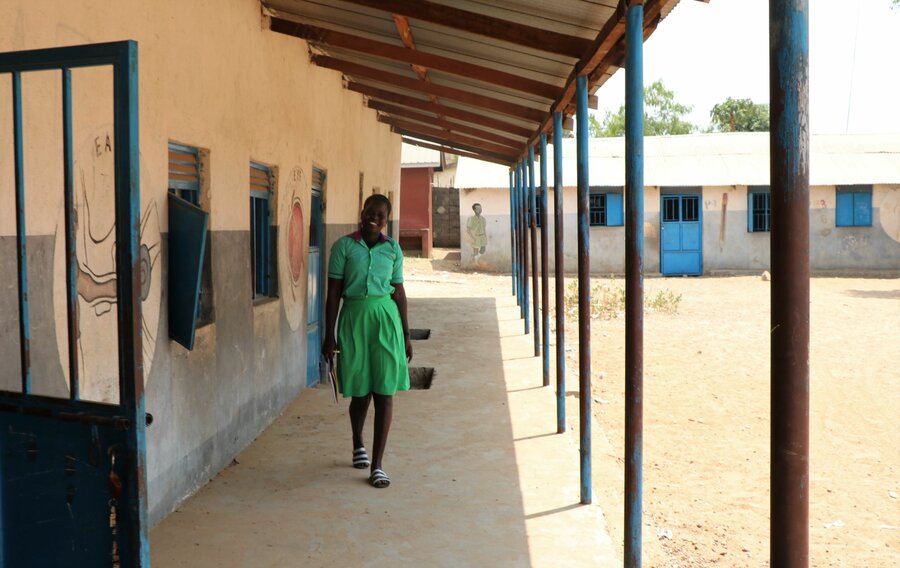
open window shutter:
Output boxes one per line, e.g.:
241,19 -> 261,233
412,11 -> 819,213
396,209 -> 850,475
606,193 -> 624,226
168,193 -> 209,350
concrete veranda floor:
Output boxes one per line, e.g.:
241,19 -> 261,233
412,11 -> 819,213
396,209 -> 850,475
150,272 -> 618,567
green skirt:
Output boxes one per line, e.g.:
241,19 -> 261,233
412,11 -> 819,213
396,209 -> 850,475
337,295 -> 409,397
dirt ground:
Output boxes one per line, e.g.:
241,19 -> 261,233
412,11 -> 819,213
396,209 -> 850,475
409,251 -> 899,567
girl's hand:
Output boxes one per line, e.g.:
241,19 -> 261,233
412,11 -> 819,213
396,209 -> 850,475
322,335 -> 337,361
405,337 -> 413,362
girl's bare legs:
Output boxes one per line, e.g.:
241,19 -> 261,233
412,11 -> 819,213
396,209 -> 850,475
350,394 -> 371,450
370,394 -> 393,472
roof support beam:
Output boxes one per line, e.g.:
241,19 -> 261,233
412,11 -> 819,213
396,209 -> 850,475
339,0 -> 593,58
394,127 -> 516,163
380,116 -> 521,156
312,55 -> 546,123
368,100 -> 525,148
271,19 -> 562,100
347,82 -> 548,137
400,137 -> 511,166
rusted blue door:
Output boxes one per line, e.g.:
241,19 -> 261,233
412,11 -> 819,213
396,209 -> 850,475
0,42 -> 149,566
306,169 -> 326,386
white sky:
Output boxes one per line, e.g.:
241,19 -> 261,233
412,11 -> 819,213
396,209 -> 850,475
592,0 -> 900,134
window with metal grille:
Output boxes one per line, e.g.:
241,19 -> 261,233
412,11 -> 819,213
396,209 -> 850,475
250,162 -> 277,299
168,143 -> 201,205
534,193 -> 542,228
168,142 -> 215,326
835,185 -> 872,227
682,196 -> 700,222
662,196 -> 679,222
748,187 -> 771,232
589,190 -> 624,226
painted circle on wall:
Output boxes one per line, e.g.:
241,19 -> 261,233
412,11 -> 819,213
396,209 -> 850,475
288,198 -> 304,284
279,165 -> 307,332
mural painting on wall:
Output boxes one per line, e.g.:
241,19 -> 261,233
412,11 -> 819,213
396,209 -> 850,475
466,203 -> 487,260
53,128 -> 161,402
279,165 -> 306,331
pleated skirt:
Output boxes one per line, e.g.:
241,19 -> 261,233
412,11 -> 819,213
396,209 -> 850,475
337,295 -> 409,397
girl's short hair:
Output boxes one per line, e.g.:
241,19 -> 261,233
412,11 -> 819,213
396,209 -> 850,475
364,193 -> 392,214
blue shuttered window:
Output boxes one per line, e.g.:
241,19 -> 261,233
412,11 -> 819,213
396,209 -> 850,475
589,189 -> 624,227
168,143 -> 201,206
836,185 -> 872,227
748,187 -> 771,232
168,142 -> 214,328
250,162 -> 276,298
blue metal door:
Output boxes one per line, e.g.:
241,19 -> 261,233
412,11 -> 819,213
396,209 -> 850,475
0,42 -> 148,566
306,170 -> 326,386
660,193 -> 702,275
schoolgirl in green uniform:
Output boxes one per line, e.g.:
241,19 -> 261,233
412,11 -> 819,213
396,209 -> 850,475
322,194 -> 412,488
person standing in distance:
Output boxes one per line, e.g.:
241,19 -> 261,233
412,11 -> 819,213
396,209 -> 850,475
322,194 -> 412,488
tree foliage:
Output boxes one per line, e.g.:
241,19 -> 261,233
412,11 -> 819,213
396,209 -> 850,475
709,97 -> 770,132
593,80 -> 694,137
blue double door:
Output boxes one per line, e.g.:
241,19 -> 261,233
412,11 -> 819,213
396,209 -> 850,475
661,193 -> 703,276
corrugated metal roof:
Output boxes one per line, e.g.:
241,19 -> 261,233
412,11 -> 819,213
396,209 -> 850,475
454,132 -> 900,188
263,0 -> 688,165
400,143 -> 442,167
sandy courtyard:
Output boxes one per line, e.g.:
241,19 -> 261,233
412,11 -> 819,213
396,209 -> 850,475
408,254 -> 899,567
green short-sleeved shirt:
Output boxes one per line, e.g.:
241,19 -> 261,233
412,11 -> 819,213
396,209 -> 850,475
328,231 -> 404,299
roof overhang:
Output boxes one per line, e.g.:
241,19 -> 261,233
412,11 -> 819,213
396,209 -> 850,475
265,0 -> 700,166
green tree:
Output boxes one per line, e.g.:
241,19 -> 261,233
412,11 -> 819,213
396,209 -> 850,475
709,97 -> 770,132
594,80 -> 694,137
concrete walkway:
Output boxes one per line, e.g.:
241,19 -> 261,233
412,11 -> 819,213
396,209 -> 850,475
150,275 -> 618,567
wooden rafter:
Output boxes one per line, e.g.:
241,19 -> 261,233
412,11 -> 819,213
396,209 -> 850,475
339,0 -> 592,58
400,137 -> 512,167
379,116 -> 520,157
270,18 -> 561,100
311,55 -> 546,123
394,127 -> 516,163
368,100 -> 525,148
348,82 -> 547,138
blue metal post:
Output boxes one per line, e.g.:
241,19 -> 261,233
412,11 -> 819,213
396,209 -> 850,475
521,160 -> 530,333
770,1 -> 810,566
516,163 -> 524,313
553,112 -> 565,433
576,74 -> 591,504
540,135 -> 550,387
624,2 -> 645,565
12,72 -> 32,394
509,169 -> 517,299
63,68 -> 80,400
529,145 -> 540,355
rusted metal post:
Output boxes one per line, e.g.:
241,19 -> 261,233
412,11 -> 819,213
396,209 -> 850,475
63,68 -> 80,400
576,74 -> 592,504
529,145 -> 540,355
516,163 -> 525,316
540,135 -> 550,386
624,2 -> 645,565
770,1 -> 810,566
12,71 -> 32,393
509,169 -> 517,298
521,160 -> 530,333
553,111 -> 566,433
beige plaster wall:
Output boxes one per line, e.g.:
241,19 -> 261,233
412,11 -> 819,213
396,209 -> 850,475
0,0 -> 401,523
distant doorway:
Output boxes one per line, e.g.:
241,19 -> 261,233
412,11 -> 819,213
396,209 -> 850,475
660,193 -> 703,276
306,169 -> 326,386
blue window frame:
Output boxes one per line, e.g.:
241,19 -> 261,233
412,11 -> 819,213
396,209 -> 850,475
250,162 -> 276,298
589,189 -> 623,227
748,186 -> 771,232
168,142 -> 201,205
835,185 -> 872,227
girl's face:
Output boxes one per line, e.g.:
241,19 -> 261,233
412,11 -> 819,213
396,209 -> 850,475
360,202 -> 390,235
